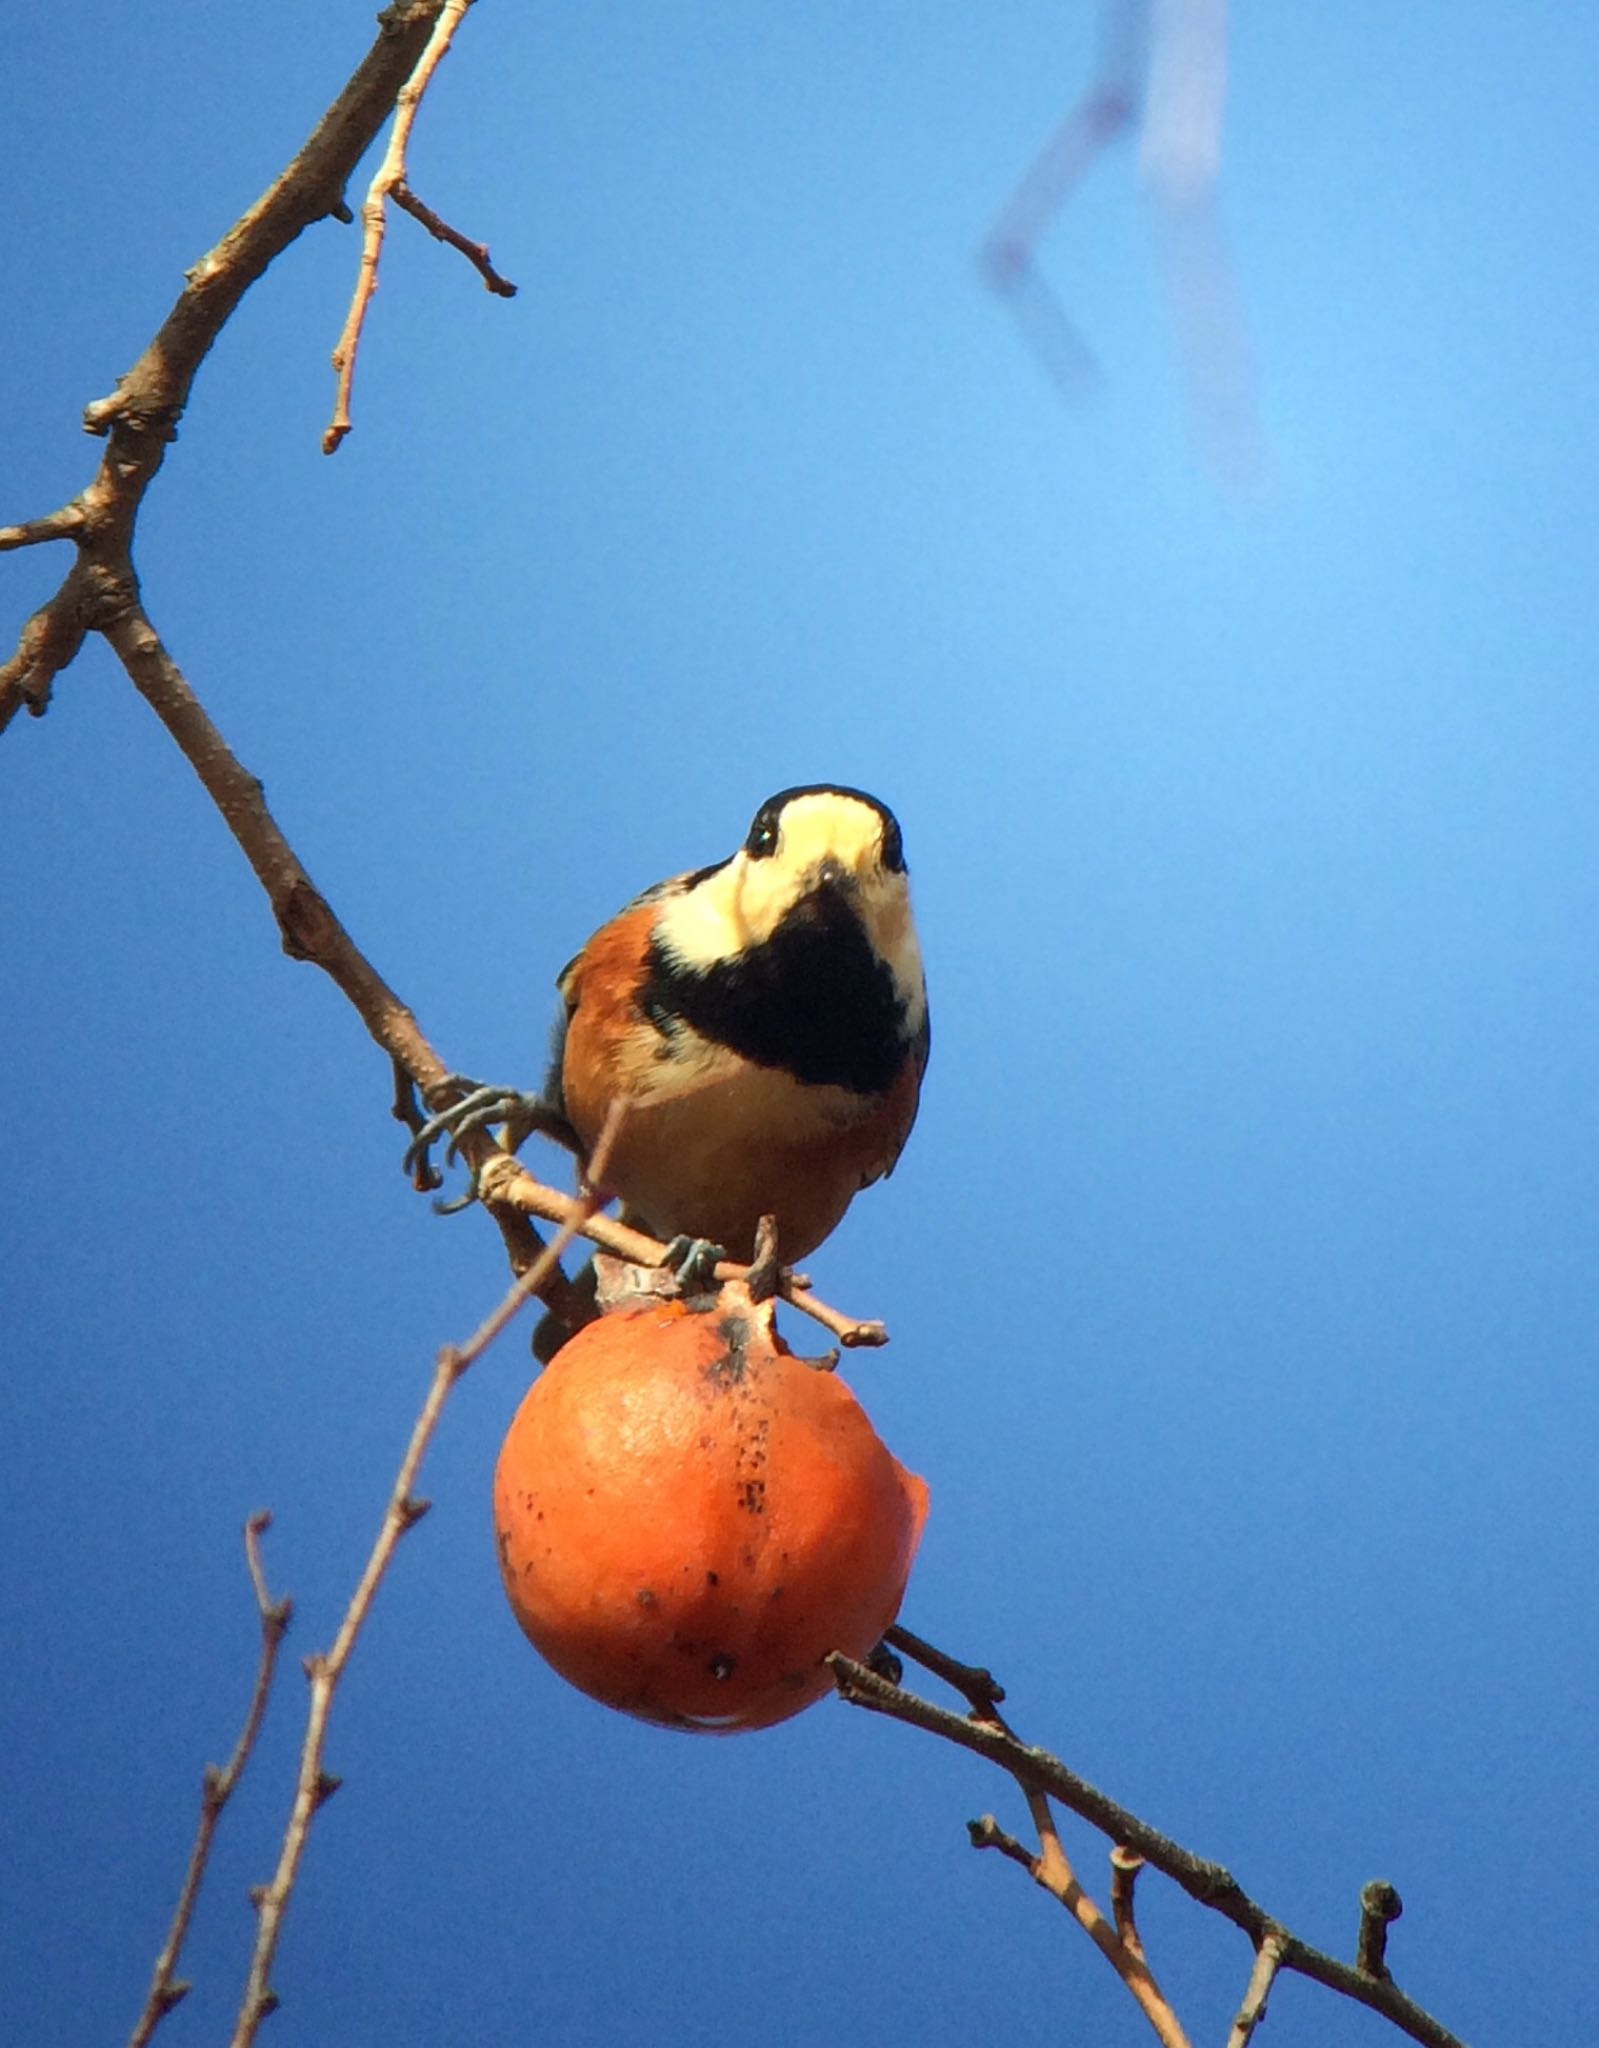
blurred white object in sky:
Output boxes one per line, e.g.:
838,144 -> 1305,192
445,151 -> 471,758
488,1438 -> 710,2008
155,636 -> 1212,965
984,0 -> 1266,490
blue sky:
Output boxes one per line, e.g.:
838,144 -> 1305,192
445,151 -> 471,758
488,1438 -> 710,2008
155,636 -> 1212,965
4,4 -> 1596,2043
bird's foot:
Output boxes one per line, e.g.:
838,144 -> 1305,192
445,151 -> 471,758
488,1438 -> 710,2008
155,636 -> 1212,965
402,1075 -> 577,1212
660,1234 -> 727,1297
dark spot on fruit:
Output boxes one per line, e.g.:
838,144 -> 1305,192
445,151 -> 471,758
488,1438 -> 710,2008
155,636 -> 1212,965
704,1313 -> 750,1387
708,1653 -> 737,1681
705,1570 -> 720,1587
636,1589 -> 657,1610
738,1478 -> 766,1514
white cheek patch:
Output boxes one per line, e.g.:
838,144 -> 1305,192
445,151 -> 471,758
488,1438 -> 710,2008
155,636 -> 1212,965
861,884 -> 927,1029
651,796 -> 924,1042
655,857 -> 798,969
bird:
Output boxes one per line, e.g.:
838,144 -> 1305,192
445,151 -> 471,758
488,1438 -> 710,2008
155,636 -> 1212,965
548,783 -> 928,1270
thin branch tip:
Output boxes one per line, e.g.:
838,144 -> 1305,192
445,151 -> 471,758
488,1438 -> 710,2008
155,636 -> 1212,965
127,1511 -> 290,2046
1357,1879 -> 1404,1980
833,1638 -> 1468,2048
233,1203 -> 595,2041
322,0 -> 488,452
1227,1933 -> 1289,2048
392,178 -> 518,295
470,1151 -> 887,1349
1110,1846 -> 1148,1962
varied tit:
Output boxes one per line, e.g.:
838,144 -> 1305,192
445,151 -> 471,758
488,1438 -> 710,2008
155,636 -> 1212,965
551,784 -> 928,1266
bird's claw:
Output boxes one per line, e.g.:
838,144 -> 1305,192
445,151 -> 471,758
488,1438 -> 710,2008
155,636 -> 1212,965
401,1075 -> 573,1211
660,1234 -> 727,1296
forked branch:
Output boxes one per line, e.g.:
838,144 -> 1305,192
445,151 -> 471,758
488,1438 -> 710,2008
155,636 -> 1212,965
0,1 -> 456,734
828,1644 -> 1467,2048
231,1153 -> 613,2047
973,1794 -> 1191,2048
128,1515 -> 291,2048
324,0 -> 517,452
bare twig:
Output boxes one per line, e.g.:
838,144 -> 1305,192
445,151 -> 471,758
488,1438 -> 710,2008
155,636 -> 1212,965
393,179 -> 518,295
969,1813 -> 1040,1873
230,1153 -> 611,2047
828,1650 -> 1467,2048
972,1807 -> 1188,2046
324,0 -> 495,453
0,504 -> 85,551
0,570 -> 90,728
1018,1788 -> 1192,2048
389,1056 -> 443,1190
1227,1932 -> 1288,2048
476,1151 -> 888,1348
95,598 -> 591,1320
129,1514 -> 291,2048
1358,1880 -> 1404,1980
883,1620 -> 1006,1718
1111,1845 -> 1148,1962
1,0 -> 455,734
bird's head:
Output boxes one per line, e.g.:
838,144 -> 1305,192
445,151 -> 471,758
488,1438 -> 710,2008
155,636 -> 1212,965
653,785 -> 925,1026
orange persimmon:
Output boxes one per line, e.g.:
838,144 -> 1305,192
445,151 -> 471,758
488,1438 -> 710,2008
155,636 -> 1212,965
493,1281 -> 928,1732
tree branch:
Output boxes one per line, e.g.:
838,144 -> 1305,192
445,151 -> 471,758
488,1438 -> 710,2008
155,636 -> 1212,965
1023,1789 -> 1192,2048
231,1159 -> 611,2047
100,601 -> 440,1062
828,1650 -> 1468,2048
128,1515 -> 291,2048
1,0 -> 453,731
324,0 -> 508,453
1359,1880 -> 1404,1980
475,1152 -> 887,1349
392,178 -> 518,296
0,503 -> 85,552
1226,1932 -> 1288,2048
1110,1845 -> 1148,1963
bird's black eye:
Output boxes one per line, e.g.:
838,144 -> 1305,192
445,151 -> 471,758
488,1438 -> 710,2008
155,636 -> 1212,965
880,813 -> 905,873
744,803 -> 782,860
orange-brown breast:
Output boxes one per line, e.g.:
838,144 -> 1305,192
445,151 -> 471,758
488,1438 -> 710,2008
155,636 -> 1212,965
557,902 -> 922,1263
558,898 -> 661,1135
